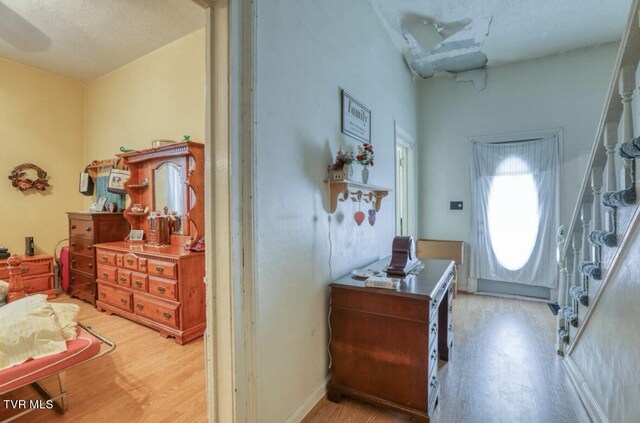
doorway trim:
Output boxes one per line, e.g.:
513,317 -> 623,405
197,0 -> 257,421
394,123 -> 417,239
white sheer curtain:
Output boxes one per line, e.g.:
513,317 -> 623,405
470,136 -> 559,288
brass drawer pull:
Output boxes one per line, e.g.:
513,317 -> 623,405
101,256 -> 108,262
71,242 -> 76,247
85,281 -> 91,287
85,226 -> 92,232
135,280 -> 143,287
71,224 -> 77,229
119,276 -> 126,282
102,272 -> 109,278
162,312 -> 171,319
88,263 -> 93,268
120,298 -> 127,305
155,266 -> 164,273
136,303 -> 143,310
99,292 -> 106,297
127,258 -> 134,265
157,286 -> 166,294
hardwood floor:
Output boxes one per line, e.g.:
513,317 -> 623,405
304,293 -> 589,423
0,295 -> 207,423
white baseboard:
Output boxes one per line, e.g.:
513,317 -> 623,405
284,376 -> 329,423
564,356 -> 608,423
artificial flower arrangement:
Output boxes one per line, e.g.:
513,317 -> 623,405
356,143 -> 374,167
328,149 -> 355,181
328,149 -> 354,171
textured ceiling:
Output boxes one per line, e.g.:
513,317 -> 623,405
0,0 -> 204,81
370,0 -> 632,66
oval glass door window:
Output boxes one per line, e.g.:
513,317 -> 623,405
487,157 -> 540,271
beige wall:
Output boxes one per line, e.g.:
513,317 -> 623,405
83,29 -> 205,162
0,29 -> 205,258
0,59 -> 84,256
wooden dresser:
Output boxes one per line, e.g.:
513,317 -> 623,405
0,254 -> 55,298
328,258 -> 454,422
94,141 -> 205,344
66,212 -> 129,305
95,242 -> 205,344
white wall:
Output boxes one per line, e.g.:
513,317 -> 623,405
417,43 -> 619,290
254,0 -> 418,421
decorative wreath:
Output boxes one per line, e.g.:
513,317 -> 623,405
8,163 -> 50,191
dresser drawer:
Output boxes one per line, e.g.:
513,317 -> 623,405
70,237 -> 94,255
19,259 -> 52,277
429,320 -> 438,344
69,271 -> 94,303
24,274 -> 53,294
149,276 -> 178,301
133,294 -> 179,328
148,260 -> 177,279
98,283 -> 132,312
122,253 -> 139,271
117,269 -> 132,287
96,250 -> 117,266
131,272 -> 149,292
70,219 -> 94,238
97,265 -> 117,284
71,254 -> 94,274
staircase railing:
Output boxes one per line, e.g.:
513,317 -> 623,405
556,0 -> 640,356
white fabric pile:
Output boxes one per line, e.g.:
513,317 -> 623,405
0,294 -> 79,371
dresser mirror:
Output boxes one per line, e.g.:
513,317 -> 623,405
153,162 -> 185,235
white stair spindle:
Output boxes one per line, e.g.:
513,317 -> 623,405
591,168 -> 603,232
619,66 -> 635,187
604,123 -> 618,192
572,231 -> 582,289
581,203 -> 591,263
591,168 -> 603,263
558,261 -> 569,308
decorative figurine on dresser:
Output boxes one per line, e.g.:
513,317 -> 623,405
93,141 -> 206,345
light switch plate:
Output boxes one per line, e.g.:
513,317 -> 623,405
450,201 -> 463,210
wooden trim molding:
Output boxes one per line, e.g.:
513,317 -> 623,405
563,356 -> 609,423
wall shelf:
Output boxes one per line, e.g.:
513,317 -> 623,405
327,180 -> 391,214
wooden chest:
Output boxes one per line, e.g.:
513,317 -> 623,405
94,242 -> 205,344
0,254 -> 56,298
67,212 -> 129,305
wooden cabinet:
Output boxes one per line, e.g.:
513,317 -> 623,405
94,141 -> 206,344
0,254 -> 55,298
95,243 -> 205,344
328,258 -> 454,422
66,212 -> 129,305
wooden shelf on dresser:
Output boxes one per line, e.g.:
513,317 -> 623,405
327,180 -> 391,213
328,257 -> 455,422
94,242 -> 205,344
0,254 -> 56,298
67,212 -> 129,305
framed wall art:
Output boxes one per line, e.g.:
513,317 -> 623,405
341,90 -> 371,143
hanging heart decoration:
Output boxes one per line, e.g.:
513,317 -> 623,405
354,211 -> 365,226
368,209 -> 376,226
